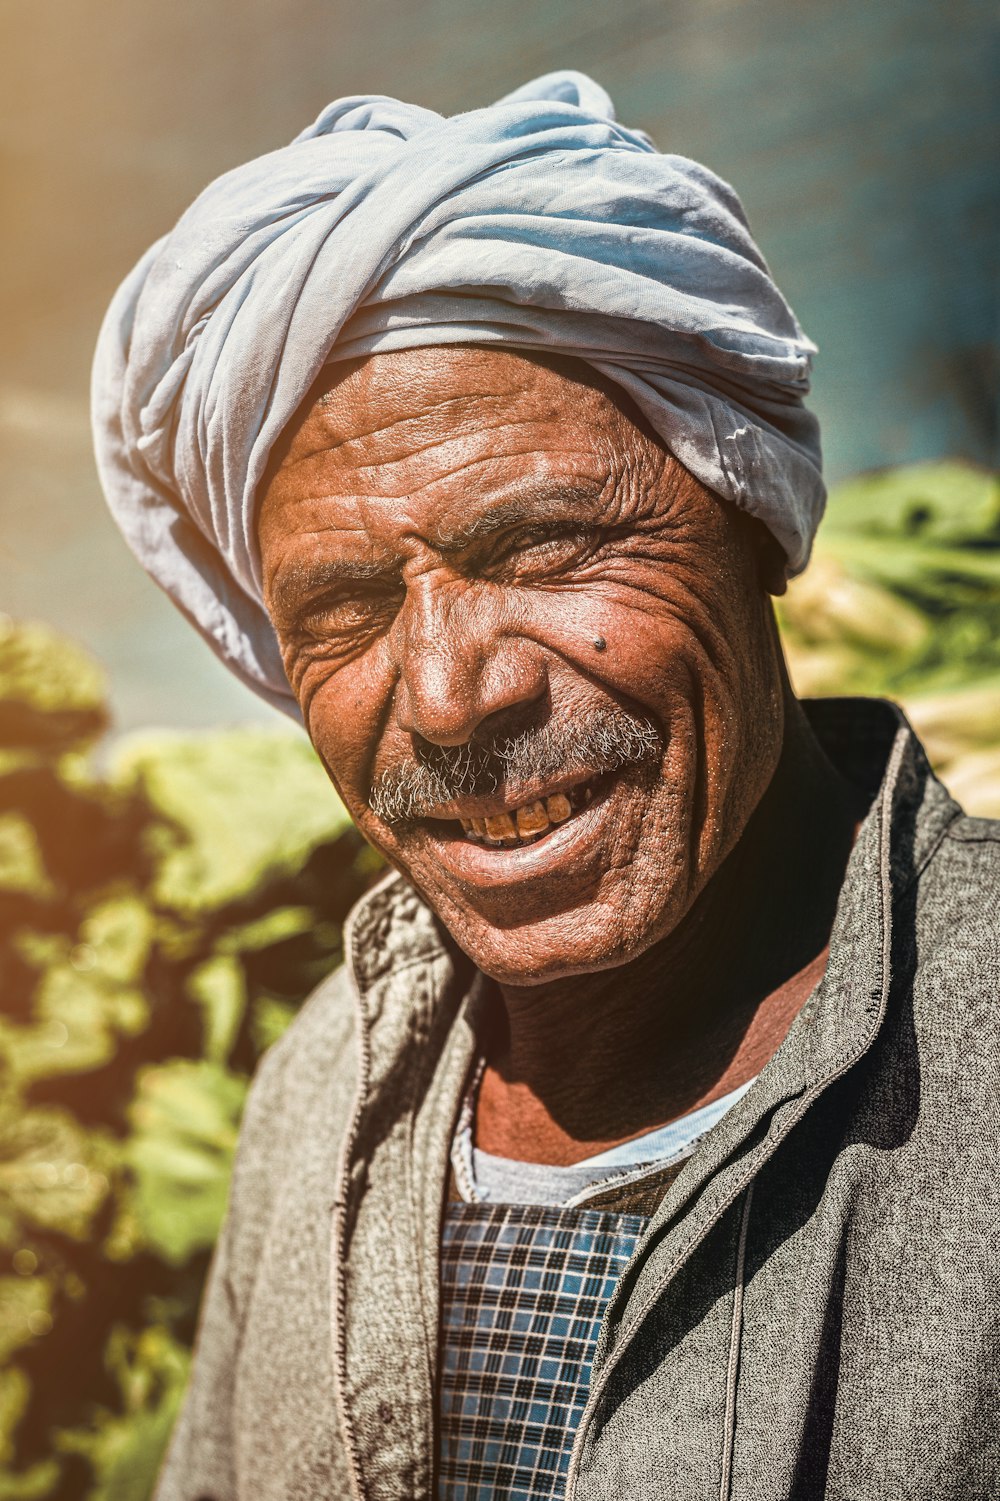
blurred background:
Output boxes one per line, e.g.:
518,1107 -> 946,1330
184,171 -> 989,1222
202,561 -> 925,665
1,0 -> 997,1496
2,0 -> 997,729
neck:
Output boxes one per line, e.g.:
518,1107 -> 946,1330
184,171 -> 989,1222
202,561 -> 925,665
476,696 -> 868,1164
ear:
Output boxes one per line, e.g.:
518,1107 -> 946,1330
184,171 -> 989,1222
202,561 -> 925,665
752,520 -> 789,597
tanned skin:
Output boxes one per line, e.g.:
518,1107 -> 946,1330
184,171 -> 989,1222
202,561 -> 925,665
258,347 -> 867,1166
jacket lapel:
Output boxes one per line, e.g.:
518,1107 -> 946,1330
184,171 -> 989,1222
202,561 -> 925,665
333,874 -> 481,1501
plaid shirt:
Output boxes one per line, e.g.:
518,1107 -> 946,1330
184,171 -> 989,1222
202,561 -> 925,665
437,1202 -> 649,1500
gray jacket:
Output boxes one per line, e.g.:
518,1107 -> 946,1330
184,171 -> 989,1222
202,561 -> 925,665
156,700 -> 1000,1501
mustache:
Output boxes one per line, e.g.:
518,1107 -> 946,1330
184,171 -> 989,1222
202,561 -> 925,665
368,706 -> 663,825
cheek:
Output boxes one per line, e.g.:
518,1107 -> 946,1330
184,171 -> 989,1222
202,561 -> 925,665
528,567 -> 781,853
291,654 -> 394,817
520,561 -> 759,732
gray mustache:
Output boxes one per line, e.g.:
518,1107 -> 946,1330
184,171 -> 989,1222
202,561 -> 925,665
369,707 -> 662,824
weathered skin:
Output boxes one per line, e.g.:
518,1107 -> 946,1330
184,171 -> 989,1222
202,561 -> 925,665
258,347 -> 865,1164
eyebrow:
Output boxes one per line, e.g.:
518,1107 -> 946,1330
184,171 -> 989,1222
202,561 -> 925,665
267,480 -> 604,615
434,482 -> 600,549
267,557 -> 387,617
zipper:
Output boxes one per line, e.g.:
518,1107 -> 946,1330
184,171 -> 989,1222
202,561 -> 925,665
329,889 -> 381,1501
719,1182 -> 754,1501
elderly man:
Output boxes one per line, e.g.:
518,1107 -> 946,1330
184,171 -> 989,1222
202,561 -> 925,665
93,73 -> 997,1501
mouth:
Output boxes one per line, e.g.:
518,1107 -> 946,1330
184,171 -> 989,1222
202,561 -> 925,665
430,776 -> 604,852
389,758 -> 660,897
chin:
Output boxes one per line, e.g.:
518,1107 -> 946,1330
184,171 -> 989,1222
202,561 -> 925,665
426,878 -> 689,988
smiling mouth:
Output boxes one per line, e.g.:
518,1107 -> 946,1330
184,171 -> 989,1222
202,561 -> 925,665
441,779 -> 600,850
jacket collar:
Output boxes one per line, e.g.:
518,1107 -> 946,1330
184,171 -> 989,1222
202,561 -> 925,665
639,697 -> 959,1225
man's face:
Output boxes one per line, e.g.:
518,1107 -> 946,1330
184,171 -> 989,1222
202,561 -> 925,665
258,348 -> 785,984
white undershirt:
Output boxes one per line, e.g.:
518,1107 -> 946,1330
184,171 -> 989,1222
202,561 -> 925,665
453,1076 -> 756,1208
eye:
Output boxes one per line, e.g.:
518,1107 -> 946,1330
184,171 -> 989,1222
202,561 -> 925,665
481,524 -> 600,581
295,583 -> 404,644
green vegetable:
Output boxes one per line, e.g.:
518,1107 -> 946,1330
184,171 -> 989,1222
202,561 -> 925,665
112,729 -> 354,913
0,621 -> 378,1494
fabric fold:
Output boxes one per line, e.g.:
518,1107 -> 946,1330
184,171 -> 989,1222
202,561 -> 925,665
92,69 -> 824,714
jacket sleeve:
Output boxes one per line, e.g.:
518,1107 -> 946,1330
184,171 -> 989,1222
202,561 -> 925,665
151,962 -> 357,1500
153,1031 -> 295,1501
154,1207 -> 241,1501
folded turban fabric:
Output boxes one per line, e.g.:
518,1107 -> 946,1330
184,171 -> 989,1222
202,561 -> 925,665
92,70 -> 824,715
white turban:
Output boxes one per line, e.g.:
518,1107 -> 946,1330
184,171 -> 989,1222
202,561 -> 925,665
92,70 -> 824,715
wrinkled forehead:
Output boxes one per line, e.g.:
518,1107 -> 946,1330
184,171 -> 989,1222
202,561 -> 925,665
261,345 -> 661,501
253,342 -> 778,611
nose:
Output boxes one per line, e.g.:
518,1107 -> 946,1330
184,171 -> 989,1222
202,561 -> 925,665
391,577 -> 547,747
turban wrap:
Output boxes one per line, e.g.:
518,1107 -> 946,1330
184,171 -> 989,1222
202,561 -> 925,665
92,70 -> 824,715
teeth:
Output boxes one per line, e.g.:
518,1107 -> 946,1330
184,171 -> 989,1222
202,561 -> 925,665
457,783 -> 596,845
484,812 -> 518,842
516,801 -> 551,837
545,793 -> 572,823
